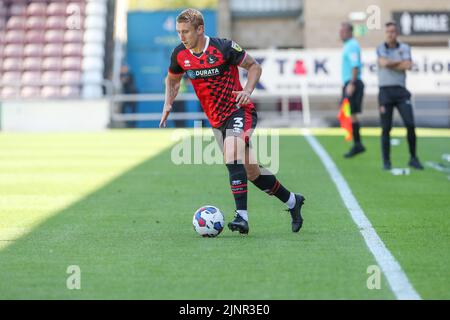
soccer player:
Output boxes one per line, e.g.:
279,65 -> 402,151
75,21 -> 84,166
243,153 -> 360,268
160,8 -> 306,234
376,22 -> 423,170
339,22 -> 366,158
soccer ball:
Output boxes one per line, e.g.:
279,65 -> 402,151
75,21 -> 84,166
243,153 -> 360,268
193,206 -> 225,237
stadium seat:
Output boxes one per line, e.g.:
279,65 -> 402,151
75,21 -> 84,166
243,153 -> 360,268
0,0 -> 104,99
63,43 -> 83,56
21,86 -> 41,98
26,16 -> 46,30
61,85 -> 81,98
21,71 -> 41,85
26,31 -> 46,44
83,29 -> 105,44
9,4 -> 27,17
82,43 -> 104,57
82,56 -> 103,73
62,70 -> 81,85
82,84 -> 102,99
24,43 -> 44,57
82,70 -> 102,85
47,3 -> 67,16
1,86 -> 20,99
2,57 -> 22,71
84,15 -> 106,30
4,44 -> 24,57
6,16 -> 26,30
27,3 -> 47,16
42,71 -> 61,85
45,30 -> 65,43
46,16 -> 67,30
41,86 -> 61,98
5,30 -> 26,43
62,56 -> 82,71
65,30 -> 84,43
1,71 -> 21,84
86,2 -> 106,16
23,57 -> 42,71
42,57 -> 63,71
43,43 -> 63,57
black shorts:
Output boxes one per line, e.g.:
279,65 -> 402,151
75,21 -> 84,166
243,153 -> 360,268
342,79 -> 364,114
213,107 -> 257,151
378,86 -> 411,106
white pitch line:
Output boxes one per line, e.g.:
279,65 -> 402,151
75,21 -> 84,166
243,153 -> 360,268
302,129 -> 421,300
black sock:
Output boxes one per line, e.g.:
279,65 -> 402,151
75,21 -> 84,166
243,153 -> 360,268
381,130 -> 390,163
352,122 -> 361,145
407,126 -> 417,158
251,170 -> 291,203
226,162 -> 247,211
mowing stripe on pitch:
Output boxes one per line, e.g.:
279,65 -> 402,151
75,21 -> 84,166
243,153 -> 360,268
302,129 -> 421,300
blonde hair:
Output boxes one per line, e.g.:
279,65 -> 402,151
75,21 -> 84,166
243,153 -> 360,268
176,8 -> 204,29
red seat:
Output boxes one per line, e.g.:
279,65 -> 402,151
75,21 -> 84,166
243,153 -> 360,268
24,44 -> 44,57
26,16 -> 46,30
1,86 -> 20,99
41,86 -> 61,98
4,44 -> 24,57
46,16 -> 67,30
2,58 -> 22,71
27,3 -> 47,16
64,30 -> 84,43
62,71 -> 81,85
61,85 -> 80,98
23,57 -> 42,71
6,16 -> 26,30
43,44 -> 63,57
21,86 -> 41,98
42,71 -> 61,85
5,30 -> 26,43
47,3 -> 66,16
63,43 -> 82,57
1,71 -> 21,84
62,56 -> 82,71
25,31 -> 45,44
21,71 -> 41,85
9,4 -> 27,17
42,57 -> 62,71
45,30 -> 65,43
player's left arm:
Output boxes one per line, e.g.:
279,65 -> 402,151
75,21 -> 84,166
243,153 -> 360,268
233,54 -> 262,106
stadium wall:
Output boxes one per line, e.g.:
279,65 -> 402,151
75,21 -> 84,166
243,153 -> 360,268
0,100 -> 110,132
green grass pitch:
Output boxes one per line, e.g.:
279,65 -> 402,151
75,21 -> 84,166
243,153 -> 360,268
0,128 -> 448,299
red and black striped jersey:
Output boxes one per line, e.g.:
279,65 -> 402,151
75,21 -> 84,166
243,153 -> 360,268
168,36 -> 255,128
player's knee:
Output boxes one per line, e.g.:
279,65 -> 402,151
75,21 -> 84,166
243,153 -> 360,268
245,164 -> 260,181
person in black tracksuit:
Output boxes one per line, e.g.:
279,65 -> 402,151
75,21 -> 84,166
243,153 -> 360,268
376,22 -> 424,170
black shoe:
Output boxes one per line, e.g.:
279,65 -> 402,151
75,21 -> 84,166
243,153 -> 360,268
286,194 -> 305,233
228,213 -> 249,234
383,160 -> 392,170
408,157 -> 424,170
344,144 -> 366,158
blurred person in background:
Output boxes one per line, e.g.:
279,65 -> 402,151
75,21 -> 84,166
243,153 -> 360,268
376,22 -> 423,170
340,22 -> 366,158
120,64 -> 138,128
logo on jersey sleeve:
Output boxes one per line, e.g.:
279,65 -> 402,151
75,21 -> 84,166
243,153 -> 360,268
231,41 -> 243,52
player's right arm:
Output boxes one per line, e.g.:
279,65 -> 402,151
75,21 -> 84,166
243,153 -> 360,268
160,47 -> 185,128
160,72 -> 183,128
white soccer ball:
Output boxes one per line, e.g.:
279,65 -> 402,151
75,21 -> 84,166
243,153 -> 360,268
193,206 -> 225,237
